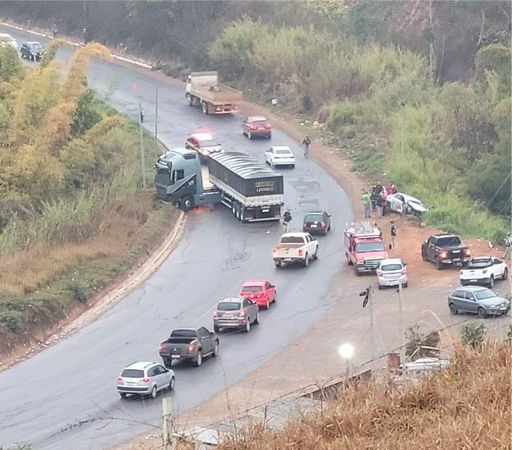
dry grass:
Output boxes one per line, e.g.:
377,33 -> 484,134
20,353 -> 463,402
0,192 -> 154,297
214,342 -> 511,450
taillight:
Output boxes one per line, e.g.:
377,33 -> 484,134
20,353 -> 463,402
401,269 -> 406,275
440,251 -> 447,258
272,248 -> 277,254
265,124 -> 271,129
213,311 -> 219,317
159,343 -> 164,351
140,378 -> 150,383
187,342 -> 196,353
117,377 -> 124,384
239,310 -> 246,317
377,270 -> 382,276
319,222 -> 325,227
298,250 -> 303,256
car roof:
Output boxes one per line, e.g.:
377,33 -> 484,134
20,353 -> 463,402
219,297 -> 244,303
282,232 -> 309,237
27,41 -> 42,45
454,286 -> 491,292
305,211 -> 326,215
124,361 -> 158,370
190,133 -> 215,141
271,146 -> 291,151
471,256 -> 493,260
380,258 -> 404,265
248,116 -> 267,121
241,280 -> 266,286
432,233 -> 458,238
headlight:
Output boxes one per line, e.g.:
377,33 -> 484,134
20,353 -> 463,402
357,261 -> 364,265
440,251 -> 447,258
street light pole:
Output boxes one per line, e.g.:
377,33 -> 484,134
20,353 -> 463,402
398,282 -> 405,365
154,87 -> 159,158
138,101 -> 146,188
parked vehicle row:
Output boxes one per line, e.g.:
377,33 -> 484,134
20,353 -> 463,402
0,34 -> 45,62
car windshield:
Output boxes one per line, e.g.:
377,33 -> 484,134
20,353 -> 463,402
218,302 -> 241,311
199,140 -> 217,147
281,236 -> 305,244
355,242 -> 385,253
253,120 -> 268,125
171,329 -> 197,338
30,43 -> 42,50
305,214 -> 324,222
474,289 -> 496,300
241,286 -> 262,292
436,236 -> 462,247
380,263 -> 402,271
468,259 -> 492,268
276,149 -> 291,155
121,369 -> 144,378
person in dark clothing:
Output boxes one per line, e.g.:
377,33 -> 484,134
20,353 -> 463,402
380,188 -> 388,216
283,209 -> 292,232
302,136 -> 311,158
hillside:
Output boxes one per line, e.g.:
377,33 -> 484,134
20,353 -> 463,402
210,342 -> 510,450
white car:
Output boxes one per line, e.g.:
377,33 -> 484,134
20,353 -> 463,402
116,361 -> 175,399
460,256 -> 508,288
0,33 -> 18,51
377,258 -> 408,288
265,146 -> 295,168
388,193 -> 428,216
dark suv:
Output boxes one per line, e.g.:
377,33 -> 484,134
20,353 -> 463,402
421,234 -> 470,269
20,41 -> 44,61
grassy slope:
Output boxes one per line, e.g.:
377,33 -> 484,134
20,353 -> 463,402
0,192 -> 179,356
208,342 -> 510,450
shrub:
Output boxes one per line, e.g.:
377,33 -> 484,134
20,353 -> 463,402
460,322 -> 487,349
0,310 -> 22,333
67,282 -> 88,303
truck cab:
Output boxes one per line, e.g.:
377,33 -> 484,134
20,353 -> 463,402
344,222 -> 389,275
154,148 -> 220,210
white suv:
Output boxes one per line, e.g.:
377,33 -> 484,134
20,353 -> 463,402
116,361 -> 175,399
377,258 -> 408,289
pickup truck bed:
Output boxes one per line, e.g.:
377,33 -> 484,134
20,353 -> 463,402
159,328 -> 219,368
272,232 -> 318,268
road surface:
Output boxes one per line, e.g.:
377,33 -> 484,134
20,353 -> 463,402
0,28 -> 353,450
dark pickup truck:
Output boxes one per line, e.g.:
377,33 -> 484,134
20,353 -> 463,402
159,327 -> 219,368
421,234 -> 470,269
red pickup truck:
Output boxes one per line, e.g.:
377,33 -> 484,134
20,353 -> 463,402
344,222 -> 389,275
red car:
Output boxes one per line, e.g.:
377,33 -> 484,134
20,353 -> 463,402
239,280 -> 276,309
242,116 -> 272,140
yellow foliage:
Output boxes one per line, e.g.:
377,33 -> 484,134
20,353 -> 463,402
39,101 -> 75,154
62,43 -> 111,102
83,115 -> 125,142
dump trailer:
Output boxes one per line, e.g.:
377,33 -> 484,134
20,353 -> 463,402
185,71 -> 242,115
155,149 -> 284,222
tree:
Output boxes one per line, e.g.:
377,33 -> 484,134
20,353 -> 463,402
70,89 -> 101,137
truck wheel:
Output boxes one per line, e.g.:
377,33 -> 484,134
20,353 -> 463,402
354,266 -> 361,276
274,260 -> 282,268
195,350 -> 203,367
449,303 -> 458,315
181,196 -> 194,211
240,207 -> 247,223
119,392 -> 127,399
303,254 -> 309,267
313,248 -> 319,260
212,340 -> 219,357
163,358 -> 172,368
346,254 -> 353,266
254,312 -> 260,324
435,259 -> 443,270
421,252 -> 428,262
245,320 -> 251,333
150,385 -> 157,399
214,325 -> 221,333
168,376 -> 175,391
202,101 -> 209,115
248,131 -> 252,140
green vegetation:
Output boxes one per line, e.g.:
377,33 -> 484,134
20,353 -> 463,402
209,18 -> 511,241
0,43 -> 176,352
460,322 -> 487,349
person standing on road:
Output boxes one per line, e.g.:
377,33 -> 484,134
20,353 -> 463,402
283,209 -> 292,232
302,135 -> 311,158
361,189 -> 371,218
380,187 -> 388,217
390,221 -> 397,249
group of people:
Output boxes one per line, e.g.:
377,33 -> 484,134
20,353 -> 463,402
361,182 -> 397,219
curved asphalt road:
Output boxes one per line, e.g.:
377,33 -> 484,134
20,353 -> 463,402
0,28 -> 352,450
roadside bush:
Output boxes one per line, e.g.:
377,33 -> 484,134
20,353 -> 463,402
460,322 -> 487,349
67,282 -> 88,303
0,310 -> 22,333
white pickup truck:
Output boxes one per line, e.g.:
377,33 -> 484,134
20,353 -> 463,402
460,256 -> 508,288
272,232 -> 319,268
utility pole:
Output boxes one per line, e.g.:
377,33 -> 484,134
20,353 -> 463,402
398,282 -> 405,365
162,396 -> 173,450
155,87 -> 159,158
138,101 -> 146,188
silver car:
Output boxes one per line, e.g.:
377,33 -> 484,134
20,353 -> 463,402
213,297 -> 259,333
116,361 -> 175,399
448,286 -> 510,318
377,258 -> 408,289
